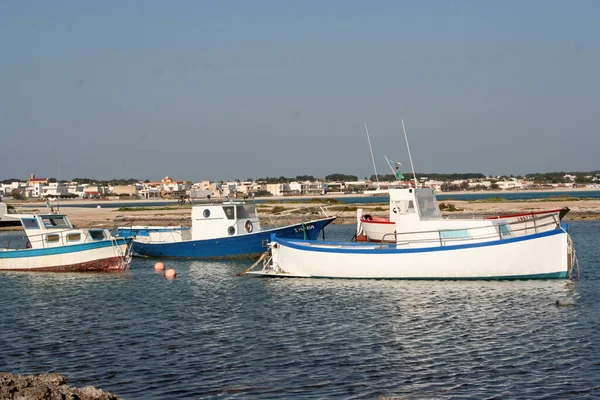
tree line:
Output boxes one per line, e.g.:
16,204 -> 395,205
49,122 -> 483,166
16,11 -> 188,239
3,171 -> 600,186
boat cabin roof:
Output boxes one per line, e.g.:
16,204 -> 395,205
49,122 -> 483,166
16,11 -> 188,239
5,213 -> 74,230
192,201 -> 258,221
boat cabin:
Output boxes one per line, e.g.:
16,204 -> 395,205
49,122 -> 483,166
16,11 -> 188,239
6,213 -> 112,249
389,188 -> 501,234
388,187 -> 443,223
191,201 -> 261,240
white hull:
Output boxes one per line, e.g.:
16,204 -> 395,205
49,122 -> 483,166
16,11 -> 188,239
249,229 -> 570,280
0,241 -> 130,272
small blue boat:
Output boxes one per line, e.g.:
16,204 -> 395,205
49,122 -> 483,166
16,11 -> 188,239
117,200 -> 335,259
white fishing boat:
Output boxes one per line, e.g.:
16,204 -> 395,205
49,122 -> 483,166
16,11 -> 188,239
356,120 -> 568,243
356,187 -> 570,243
244,210 -> 577,280
243,119 -> 577,280
0,211 -> 131,272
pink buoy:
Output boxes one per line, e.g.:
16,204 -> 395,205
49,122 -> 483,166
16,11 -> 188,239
165,268 -> 176,279
154,262 -> 165,271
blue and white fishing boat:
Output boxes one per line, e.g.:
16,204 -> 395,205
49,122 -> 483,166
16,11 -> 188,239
244,187 -> 578,280
116,200 -> 336,259
0,211 -> 131,272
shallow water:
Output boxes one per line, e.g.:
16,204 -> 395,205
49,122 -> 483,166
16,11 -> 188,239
18,189 -> 600,209
1,222 -> 599,399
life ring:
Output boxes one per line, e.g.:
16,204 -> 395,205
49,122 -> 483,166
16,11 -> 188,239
245,220 -> 253,233
363,215 -> 373,221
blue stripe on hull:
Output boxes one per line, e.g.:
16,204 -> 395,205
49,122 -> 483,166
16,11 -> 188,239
131,218 -> 335,259
0,238 -> 130,259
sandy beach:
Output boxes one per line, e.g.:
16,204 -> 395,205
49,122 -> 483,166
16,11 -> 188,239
3,194 -> 599,230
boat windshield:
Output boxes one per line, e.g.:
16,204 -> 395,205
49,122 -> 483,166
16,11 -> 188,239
236,204 -> 257,219
415,189 -> 442,219
41,215 -> 72,229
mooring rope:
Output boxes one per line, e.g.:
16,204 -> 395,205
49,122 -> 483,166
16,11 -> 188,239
236,251 -> 270,276
567,233 -> 580,280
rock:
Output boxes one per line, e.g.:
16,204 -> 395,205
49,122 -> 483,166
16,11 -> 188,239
556,298 -> 575,307
0,372 -> 122,400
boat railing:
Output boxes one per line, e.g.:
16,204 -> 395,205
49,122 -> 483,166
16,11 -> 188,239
263,205 -> 332,229
379,212 -> 561,248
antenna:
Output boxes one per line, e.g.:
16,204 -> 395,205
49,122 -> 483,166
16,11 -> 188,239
57,154 -> 60,213
401,119 -> 419,188
364,122 -> 380,188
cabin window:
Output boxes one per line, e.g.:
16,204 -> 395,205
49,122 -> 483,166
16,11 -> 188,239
46,234 -> 60,243
407,201 -> 415,213
203,209 -> 210,218
236,205 -> 256,219
22,218 -> 40,230
67,233 -> 81,242
415,189 -> 442,219
223,206 -> 235,220
41,216 -> 71,229
227,226 -> 235,235
89,230 -> 106,240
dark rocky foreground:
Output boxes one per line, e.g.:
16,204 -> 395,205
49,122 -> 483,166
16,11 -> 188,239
0,372 -> 122,400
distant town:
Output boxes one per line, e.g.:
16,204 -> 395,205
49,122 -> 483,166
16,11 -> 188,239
1,171 -> 600,201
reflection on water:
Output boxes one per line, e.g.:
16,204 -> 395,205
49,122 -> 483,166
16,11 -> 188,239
1,222 -> 599,398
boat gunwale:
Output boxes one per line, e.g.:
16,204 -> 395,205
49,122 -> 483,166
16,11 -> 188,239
272,227 -> 566,255
0,237 -> 130,259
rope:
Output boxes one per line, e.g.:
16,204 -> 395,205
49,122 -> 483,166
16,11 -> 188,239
236,251 -> 270,276
567,233 -> 580,280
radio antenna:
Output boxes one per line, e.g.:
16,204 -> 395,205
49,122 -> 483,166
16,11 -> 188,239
401,119 -> 419,188
364,122 -> 379,188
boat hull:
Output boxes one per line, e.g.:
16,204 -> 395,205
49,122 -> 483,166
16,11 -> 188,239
0,239 -> 131,272
131,217 -> 336,259
251,228 -> 570,280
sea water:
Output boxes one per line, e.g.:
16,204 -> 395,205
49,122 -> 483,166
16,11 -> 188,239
1,222 -> 599,399
18,189 -> 600,209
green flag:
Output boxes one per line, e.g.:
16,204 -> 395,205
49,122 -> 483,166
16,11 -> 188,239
396,171 -> 403,180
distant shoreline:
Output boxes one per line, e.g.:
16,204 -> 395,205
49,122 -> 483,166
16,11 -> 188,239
4,186 -> 600,207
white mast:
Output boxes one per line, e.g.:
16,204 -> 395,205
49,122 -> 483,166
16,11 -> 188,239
401,119 -> 419,188
364,122 -> 380,188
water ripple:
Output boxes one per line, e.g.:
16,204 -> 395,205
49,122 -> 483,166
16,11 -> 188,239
1,223 -> 600,398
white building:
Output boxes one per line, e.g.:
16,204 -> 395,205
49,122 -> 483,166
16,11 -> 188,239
42,182 -> 69,197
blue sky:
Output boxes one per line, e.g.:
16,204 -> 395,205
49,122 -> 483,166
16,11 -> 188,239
1,1 -> 598,181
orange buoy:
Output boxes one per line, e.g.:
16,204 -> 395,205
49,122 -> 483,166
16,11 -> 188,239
165,268 -> 176,279
154,262 -> 165,271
